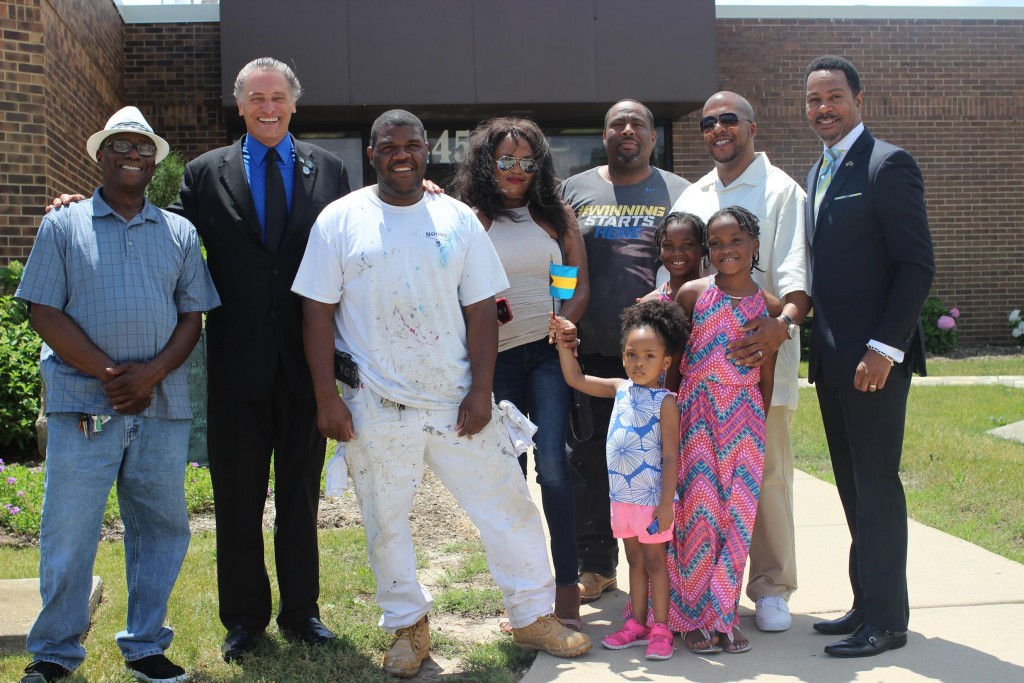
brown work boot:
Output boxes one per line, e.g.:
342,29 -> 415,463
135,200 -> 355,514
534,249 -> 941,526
513,614 -> 592,657
382,615 -> 430,678
577,572 -> 617,602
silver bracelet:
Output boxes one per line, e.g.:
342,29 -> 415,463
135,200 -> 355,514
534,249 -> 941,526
867,345 -> 896,366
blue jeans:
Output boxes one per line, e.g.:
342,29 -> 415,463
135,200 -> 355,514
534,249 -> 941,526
27,413 -> 191,671
494,337 -> 578,586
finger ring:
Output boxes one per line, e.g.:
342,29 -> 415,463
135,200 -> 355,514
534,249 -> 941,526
757,350 -> 764,358
575,338 -> 582,348
869,383 -> 877,389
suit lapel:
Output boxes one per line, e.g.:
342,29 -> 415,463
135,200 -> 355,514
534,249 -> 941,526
811,129 -> 874,238
219,139 -> 264,246
286,137 -> 318,246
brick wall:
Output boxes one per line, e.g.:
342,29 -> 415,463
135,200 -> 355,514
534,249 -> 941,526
0,0 -> 45,260
43,0 -> 123,207
671,18 -> 1024,345
124,21 -> 227,163
3,8 -> 1019,344
0,0 -> 122,263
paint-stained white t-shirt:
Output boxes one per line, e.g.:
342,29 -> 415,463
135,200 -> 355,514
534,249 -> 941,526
292,187 -> 509,408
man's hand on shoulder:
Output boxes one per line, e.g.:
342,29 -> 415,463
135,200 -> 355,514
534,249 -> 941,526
44,193 -> 87,214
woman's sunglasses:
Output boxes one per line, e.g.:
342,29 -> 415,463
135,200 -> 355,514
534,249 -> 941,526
496,156 -> 538,174
698,112 -> 753,134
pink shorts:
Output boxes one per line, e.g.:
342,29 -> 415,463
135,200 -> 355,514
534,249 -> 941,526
610,502 -> 673,543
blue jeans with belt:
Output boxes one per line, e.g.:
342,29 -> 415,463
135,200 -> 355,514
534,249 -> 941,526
493,337 -> 578,586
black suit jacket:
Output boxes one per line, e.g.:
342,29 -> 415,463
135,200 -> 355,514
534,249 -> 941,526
172,135 -> 350,400
805,128 -> 934,387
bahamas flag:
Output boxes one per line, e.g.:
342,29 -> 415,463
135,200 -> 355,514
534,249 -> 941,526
549,262 -> 579,300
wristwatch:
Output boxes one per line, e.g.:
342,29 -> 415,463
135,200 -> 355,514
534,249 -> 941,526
780,314 -> 799,340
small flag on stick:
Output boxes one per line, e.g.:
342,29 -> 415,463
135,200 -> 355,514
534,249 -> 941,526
549,262 -> 579,300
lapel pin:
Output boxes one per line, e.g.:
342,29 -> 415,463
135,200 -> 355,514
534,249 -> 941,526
844,161 -> 854,167
302,166 -> 311,176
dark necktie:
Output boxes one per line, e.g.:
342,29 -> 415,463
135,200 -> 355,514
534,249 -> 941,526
264,148 -> 287,253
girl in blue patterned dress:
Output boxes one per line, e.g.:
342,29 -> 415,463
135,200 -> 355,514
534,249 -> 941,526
551,300 -> 689,660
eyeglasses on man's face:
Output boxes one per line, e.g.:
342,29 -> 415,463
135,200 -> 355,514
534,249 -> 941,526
101,139 -> 158,157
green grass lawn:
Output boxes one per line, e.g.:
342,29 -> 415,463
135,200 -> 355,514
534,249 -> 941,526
792,384 -> 1024,564
0,530 -> 526,683
797,352 -> 1023,379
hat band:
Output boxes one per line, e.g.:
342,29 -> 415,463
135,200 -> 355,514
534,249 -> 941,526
109,121 -> 155,135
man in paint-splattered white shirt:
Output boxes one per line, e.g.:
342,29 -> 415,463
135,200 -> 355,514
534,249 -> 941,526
293,110 -> 591,679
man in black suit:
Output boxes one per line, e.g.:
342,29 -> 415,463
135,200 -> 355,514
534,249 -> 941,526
175,57 -> 350,660
803,55 -> 934,658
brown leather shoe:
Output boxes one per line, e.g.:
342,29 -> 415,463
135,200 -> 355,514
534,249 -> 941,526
578,572 -> 617,602
382,615 -> 430,678
512,614 -> 592,657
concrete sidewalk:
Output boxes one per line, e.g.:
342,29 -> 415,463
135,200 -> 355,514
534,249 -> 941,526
523,468 -> 1024,682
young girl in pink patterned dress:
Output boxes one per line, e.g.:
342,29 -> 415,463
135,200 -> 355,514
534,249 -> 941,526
670,206 -> 780,654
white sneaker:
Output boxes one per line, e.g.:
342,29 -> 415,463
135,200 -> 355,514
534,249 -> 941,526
755,596 -> 792,632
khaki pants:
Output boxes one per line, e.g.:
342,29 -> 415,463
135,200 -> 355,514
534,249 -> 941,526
746,407 -> 798,601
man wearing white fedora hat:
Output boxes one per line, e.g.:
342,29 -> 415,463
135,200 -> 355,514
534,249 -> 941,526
17,106 -> 220,683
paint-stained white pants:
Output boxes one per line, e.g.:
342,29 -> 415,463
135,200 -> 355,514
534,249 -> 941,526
342,384 -> 555,632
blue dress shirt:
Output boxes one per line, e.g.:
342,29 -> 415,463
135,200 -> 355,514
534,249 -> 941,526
242,134 -> 295,242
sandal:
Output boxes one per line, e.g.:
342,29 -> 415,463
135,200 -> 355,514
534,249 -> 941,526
684,627 -> 722,654
718,627 -> 752,654
498,618 -> 513,635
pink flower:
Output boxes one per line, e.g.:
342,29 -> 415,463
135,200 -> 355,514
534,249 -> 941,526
949,307 -> 960,318
267,487 -> 273,496
9,506 -> 19,515
190,462 -> 200,468
937,315 -> 956,331
16,491 -> 24,497
5,477 -> 14,485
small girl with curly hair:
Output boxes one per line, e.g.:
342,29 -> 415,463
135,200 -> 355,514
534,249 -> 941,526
551,300 -> 689,660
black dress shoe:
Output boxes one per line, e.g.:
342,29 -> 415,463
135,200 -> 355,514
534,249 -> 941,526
824,625 -> 908,658
222,625 -> 264,663
813,608 -> 865,635
282,617 -> 337,646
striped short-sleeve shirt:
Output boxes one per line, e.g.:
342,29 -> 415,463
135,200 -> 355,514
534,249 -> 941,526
15,189 -> 220,419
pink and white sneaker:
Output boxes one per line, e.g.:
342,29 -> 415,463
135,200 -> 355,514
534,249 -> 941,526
645,623 -> 674,660
601,617 -> 650,649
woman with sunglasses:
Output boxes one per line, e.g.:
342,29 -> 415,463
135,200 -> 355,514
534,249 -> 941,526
451,117 -> 590,630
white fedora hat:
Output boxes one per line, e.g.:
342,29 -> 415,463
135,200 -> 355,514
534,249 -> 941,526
86,106 -> 170,163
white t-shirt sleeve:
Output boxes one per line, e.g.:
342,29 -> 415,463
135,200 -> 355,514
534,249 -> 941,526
292,208 -> 344,304
458,214 -> 510,307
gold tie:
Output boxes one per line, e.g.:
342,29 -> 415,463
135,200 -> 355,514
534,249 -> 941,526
813,147 -> 842,221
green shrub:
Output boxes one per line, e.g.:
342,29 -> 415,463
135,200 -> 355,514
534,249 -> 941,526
921,296 -> 959,355
0,290 -> 42,459
0,461 -> 45,537
0,260 -> 24,295
0,460 -> 214,539
146,149 -> 186,209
